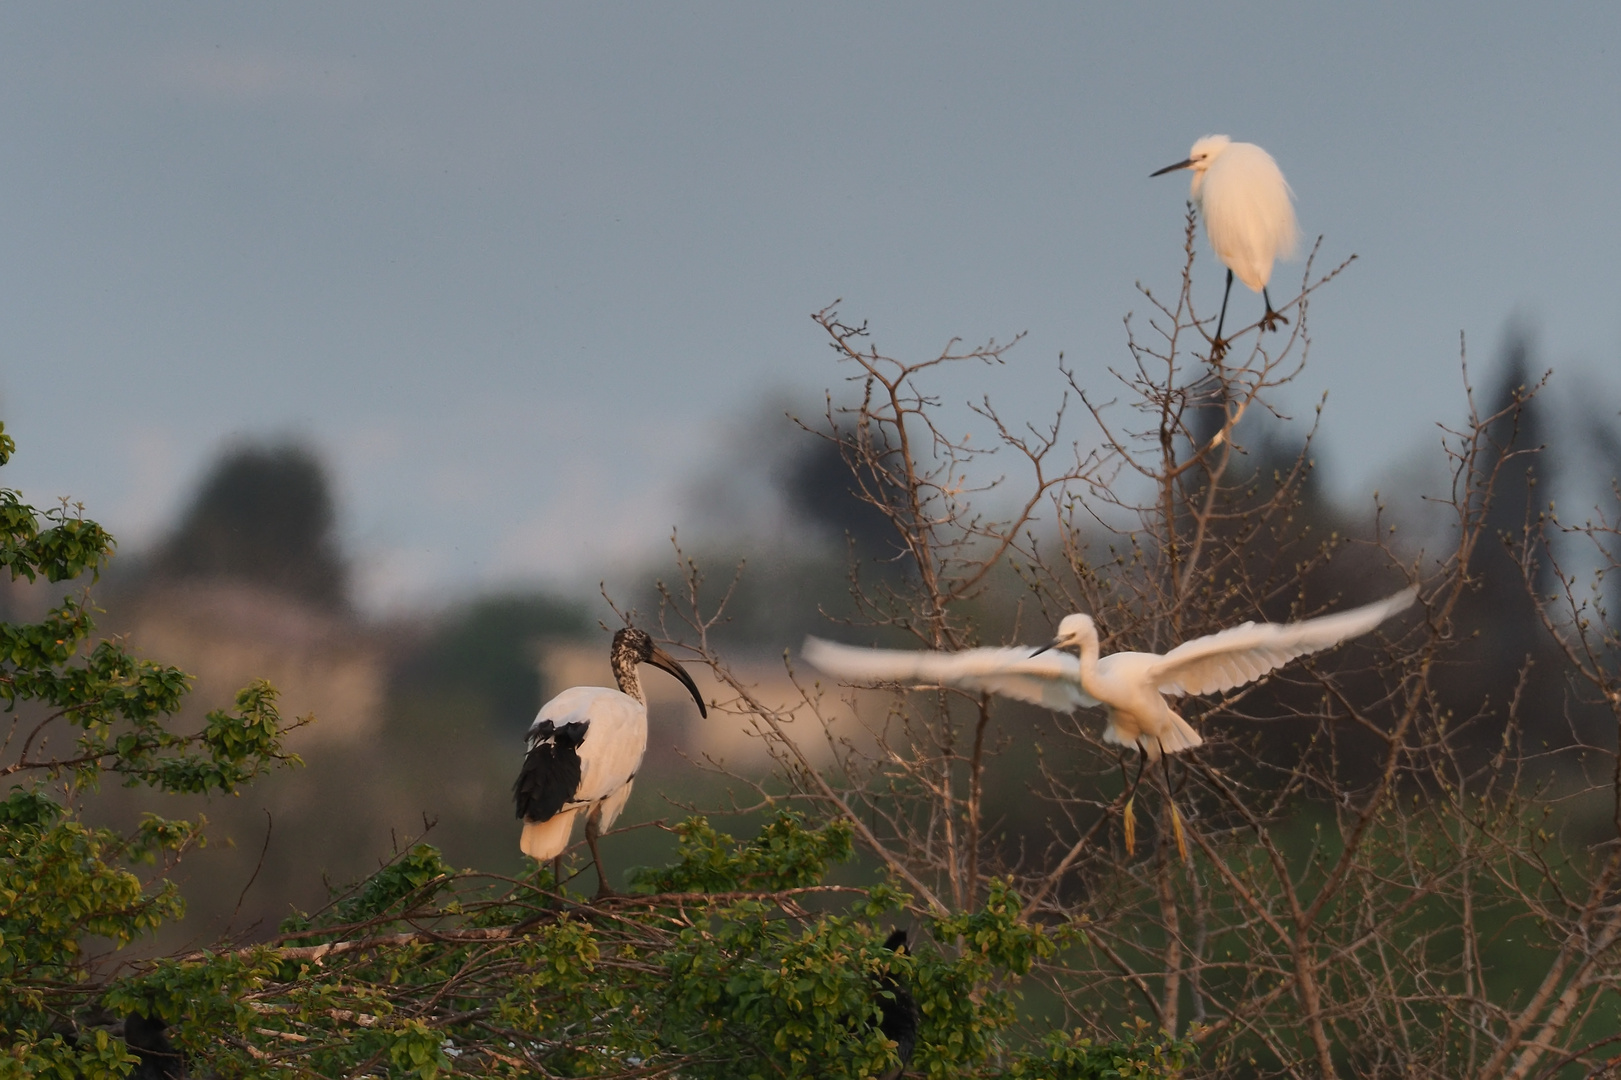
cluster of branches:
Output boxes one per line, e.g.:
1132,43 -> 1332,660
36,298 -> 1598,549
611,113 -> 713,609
82,817 -> 1059,1079
652,214 -> 1621,1078
0,417 -> 1182,1079
10,211 -> 1621,1077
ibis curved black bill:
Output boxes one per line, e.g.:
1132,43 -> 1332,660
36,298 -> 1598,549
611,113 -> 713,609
647,645 -> 708,718
1150,158 -> 1195,177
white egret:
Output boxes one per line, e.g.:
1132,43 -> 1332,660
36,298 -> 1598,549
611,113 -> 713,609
803,588 -> 1415,759
1152,135 -> 1299,354
513,627 -> 707,897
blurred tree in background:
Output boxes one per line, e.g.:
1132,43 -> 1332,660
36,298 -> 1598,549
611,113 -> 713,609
149,442 -> 348,609
780,429 -> 912,573
1453,331 -> 1555,693
396,593 -> 590,732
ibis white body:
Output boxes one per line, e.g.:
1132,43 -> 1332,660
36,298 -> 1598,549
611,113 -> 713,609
518,685 -> 649,861
805,589 -> 1415,759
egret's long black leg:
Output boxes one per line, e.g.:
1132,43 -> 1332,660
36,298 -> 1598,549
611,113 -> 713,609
1120,750 -> 1149,855
1260,287 -> 1289,332
1211,269 -> 1235,360
1118,749 -> 1150,800
551,854 -> 563,889
585,808 -> 616,899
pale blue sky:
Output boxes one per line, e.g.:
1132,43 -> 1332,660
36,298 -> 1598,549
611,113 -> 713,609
2,5 -> 1617,609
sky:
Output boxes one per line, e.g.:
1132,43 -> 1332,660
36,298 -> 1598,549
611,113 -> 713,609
1,4 -> 1617,612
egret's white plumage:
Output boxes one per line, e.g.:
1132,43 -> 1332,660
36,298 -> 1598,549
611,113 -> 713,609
1152,135 -> 1299,347
799,643 -> 1099,714
513,627 -> 706,896
805,588 -> 1415,759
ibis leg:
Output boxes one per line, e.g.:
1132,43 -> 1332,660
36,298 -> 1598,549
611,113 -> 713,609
1211,269 -> 1234,359
585,807 -> 616,899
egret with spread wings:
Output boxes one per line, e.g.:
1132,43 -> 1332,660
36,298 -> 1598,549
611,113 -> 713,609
804,588 -> 1416,759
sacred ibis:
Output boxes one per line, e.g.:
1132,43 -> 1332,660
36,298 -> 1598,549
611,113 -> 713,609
1152,135 -> 1300,355
513,626 -> 707,897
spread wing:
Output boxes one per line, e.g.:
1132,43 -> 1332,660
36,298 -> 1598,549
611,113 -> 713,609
1151,587 -> 1417,697
803,637 -> 1098,712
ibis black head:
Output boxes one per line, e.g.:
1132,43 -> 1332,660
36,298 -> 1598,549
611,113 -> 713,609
612,627 -> 708,718
611,627 -> 655,667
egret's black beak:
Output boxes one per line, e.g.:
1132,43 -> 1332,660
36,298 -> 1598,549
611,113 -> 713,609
1150,158 -> 1195,177
1029,639 -> 1058,657
647,645 -> 708,718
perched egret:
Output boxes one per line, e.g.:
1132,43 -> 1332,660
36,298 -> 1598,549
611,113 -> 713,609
1152,135 -> 1299,354
804,588 -> 1415,759
513,627 -> 707,897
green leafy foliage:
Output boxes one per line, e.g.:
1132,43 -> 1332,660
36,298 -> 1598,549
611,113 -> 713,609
332,844 -> 456,923
0,425 -> 304,1073
1005,1023 -> 1198,1079
1,1024 -> 145,1080
0,786 -> 184,1017
660,906 -> 922,1078
92,835 -> 1118,1080
629,810 -> 855,893
0,482 -> 112,585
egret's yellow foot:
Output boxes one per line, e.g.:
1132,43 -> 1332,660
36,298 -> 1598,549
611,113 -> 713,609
1170,803 -> 1189,864
1123,795 -> 1137,856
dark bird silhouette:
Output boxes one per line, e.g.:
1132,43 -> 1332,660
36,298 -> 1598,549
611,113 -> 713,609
124,1014 -> 184,1080
875,929 -> 920,1079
